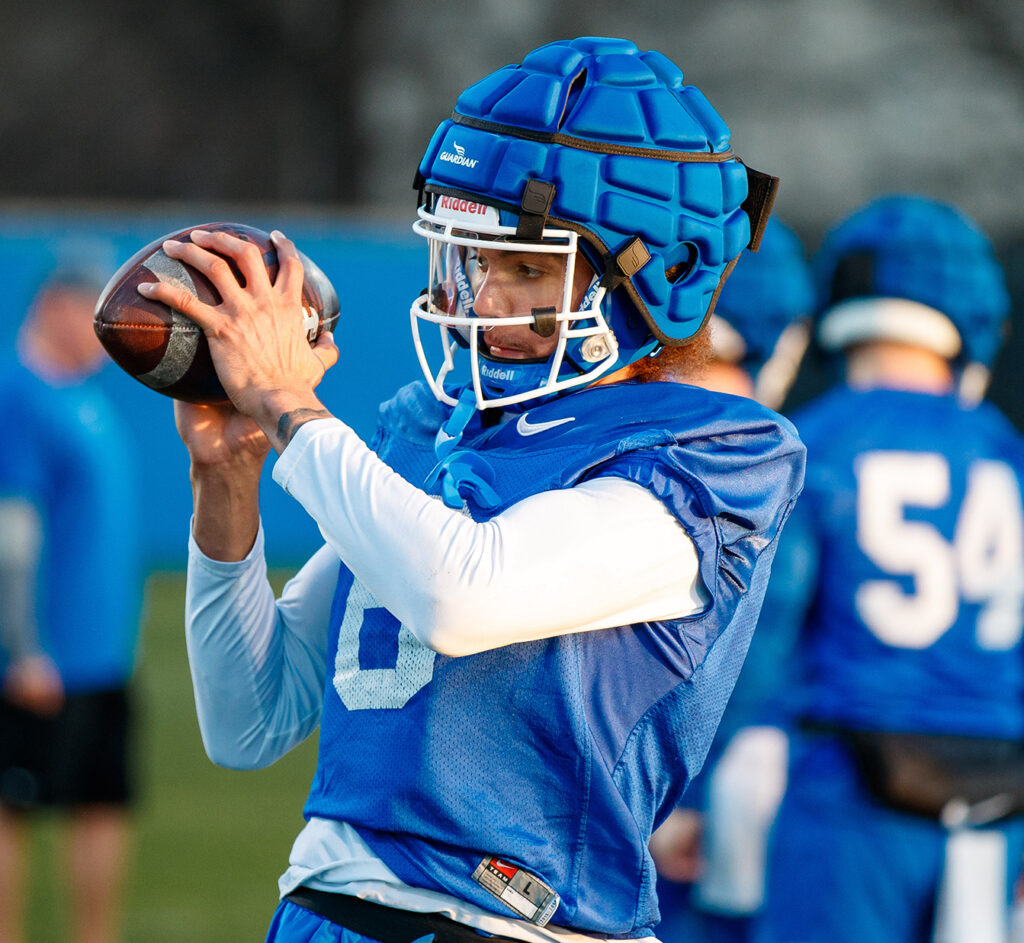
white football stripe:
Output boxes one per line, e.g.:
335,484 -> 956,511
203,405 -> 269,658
142,249 -> 199,294
137,251 -> 202,389
302,306 -> 319,341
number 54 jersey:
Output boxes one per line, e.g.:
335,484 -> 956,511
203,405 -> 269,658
787,386 -> 1024,739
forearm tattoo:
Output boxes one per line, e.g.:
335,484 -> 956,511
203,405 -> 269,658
276,408 -> 333,448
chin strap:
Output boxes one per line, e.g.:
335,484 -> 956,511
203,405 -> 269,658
741,164 -> 780,251
424,386 -> 501,510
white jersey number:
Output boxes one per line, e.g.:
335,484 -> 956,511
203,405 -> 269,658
855,451 -> 1024,650
333,580 -> 436,710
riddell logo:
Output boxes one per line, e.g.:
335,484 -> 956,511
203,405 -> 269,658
437,195 -> 489,217
439,140 -> 479,168
481,363 -> 518,382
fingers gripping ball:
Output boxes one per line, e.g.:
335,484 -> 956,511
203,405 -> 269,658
93,222 -> 340,404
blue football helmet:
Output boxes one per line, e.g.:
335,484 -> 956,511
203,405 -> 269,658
813,194 -> 1009,399
411,36 -> 777,410
710,217 -> 814,408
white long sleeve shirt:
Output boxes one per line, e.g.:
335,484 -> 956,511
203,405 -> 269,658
185,417 -> 707,942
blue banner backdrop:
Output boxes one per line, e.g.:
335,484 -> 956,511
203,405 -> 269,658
0,208 -> 424,570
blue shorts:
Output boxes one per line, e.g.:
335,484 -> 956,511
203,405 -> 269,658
265,899 -> 372,943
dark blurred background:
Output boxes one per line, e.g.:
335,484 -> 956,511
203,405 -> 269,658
4,0 -> 1023,236
3,0 -> 1024,564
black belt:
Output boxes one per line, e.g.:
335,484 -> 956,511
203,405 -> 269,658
284,887 -> 525,943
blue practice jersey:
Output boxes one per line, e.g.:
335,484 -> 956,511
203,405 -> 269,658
0,359 -> 143,691
776,386 -> 1024,739
303,379 -> 805,937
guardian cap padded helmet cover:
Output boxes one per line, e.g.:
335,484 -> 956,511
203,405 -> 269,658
814,194 -> 1009,369
412,36 -> 776,409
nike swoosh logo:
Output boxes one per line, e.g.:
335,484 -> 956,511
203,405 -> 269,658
516,414 -> 575,437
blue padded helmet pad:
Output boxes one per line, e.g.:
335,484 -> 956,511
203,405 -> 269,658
417,37 -> 757,350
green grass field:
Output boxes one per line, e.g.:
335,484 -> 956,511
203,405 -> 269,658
23,571 -> 320,942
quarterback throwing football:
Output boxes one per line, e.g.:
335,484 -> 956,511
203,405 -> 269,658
141,37 -> 805,943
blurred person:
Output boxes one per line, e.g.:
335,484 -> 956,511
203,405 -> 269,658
139,37 -> 806,943
677,216 -> 814,407
648,217 -> 814,943
753,194 -> 1024,943
0,262 -> 144,943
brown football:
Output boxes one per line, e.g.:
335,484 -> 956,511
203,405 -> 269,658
93,222 -> 340,404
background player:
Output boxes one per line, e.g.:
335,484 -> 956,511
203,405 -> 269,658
0,260 -> 144,943
754,194 -> 1024,943
649,217 -> 815,943
137,37 -> 805,943
678,216 -> 813,408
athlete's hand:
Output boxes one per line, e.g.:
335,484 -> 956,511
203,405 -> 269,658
4,654 -> 65,717
138,229 -> 339,441
648,808 -> 704,883
173,399 -> 273,561
174,400 -> 271,471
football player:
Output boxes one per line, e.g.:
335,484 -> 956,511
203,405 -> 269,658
140,38 -> 806,943
648,217 -> 815,943
754,194 -> 1024,943
678,215 -> 814,408
0,262 -> 144,943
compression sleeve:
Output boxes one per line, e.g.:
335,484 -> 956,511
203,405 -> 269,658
185,525 -> 337,768
272,418 -> 707,657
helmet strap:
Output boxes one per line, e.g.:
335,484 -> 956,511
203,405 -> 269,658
598,237 -> 651,291
741,164 -> 780,251
515,180 -> 557,240
957,361 -> 990,407
530,307 -> 558,337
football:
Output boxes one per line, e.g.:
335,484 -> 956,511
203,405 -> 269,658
93,222 -> 340,404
